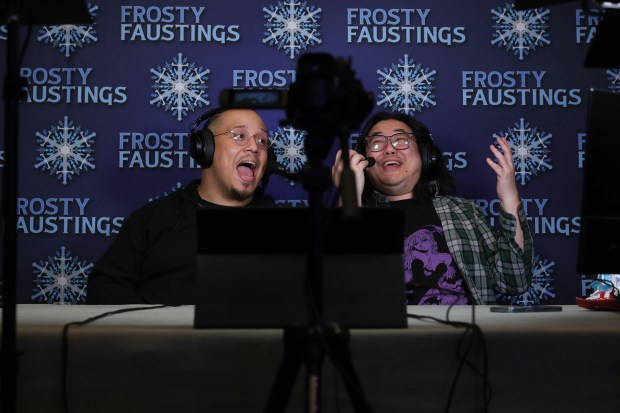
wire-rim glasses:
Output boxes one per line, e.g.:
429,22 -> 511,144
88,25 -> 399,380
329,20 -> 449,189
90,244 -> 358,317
365,132 -> 414,152
214,128 -> 272,150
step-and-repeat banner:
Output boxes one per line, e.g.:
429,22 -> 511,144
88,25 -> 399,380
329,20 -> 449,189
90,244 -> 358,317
1,1 -> 617,305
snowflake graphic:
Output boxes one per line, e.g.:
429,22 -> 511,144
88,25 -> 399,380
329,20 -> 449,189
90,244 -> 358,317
37,2 -> 98,57
498,256 -> 556,305
271,126 -> 307,186
35,116 -> 96,185
150,53 -> 210,121
148,182 -> 183,202
263,0 -> 322,59
0,25 -> 7,41
493,118 -> 552,186
491,3 -> 550,60
31,246 -> 93,304
607,69 -> 620,93
377,54 -> 436,116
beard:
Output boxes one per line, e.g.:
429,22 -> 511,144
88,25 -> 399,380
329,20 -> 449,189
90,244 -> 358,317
230,182 -> 258,203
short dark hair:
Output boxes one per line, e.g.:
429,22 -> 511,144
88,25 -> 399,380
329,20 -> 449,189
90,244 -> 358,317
356,111 -> 455,204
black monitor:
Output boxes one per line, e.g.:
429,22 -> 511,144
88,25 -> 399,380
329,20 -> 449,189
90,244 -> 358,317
193,207 -> 407,329
577,89 -> 620,274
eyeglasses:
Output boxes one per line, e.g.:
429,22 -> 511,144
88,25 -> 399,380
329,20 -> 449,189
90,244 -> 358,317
365,132 -> 414,152
214,128 -> 272,150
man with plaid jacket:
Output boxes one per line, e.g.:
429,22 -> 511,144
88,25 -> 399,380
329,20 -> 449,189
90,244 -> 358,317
332,111 -> 533,305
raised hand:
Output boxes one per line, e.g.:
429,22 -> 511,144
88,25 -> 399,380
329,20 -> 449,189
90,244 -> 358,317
486,137 -> 524,249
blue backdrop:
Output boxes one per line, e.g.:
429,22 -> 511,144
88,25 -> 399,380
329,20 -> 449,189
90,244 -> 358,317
1,0 -> 617,304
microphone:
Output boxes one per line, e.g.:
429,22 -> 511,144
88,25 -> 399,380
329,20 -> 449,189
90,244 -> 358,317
365,157 -> 376,167
266,160 -> 281,175
271,166 -> 292,179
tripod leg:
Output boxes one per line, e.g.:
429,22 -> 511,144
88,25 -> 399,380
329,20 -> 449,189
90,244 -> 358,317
326,328 -> 373,413
304,331 -> 324,413
264,328 -> 306,413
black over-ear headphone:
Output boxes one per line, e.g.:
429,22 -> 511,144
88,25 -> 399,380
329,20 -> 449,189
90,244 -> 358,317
189,107 -> 228,168
424,134 -> 439,173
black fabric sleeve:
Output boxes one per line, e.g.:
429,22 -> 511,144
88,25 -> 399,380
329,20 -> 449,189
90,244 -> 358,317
86,212 -> 147,304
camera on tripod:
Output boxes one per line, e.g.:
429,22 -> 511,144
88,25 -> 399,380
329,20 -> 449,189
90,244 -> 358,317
283,53 -> 374,134
220,53 -> 374,162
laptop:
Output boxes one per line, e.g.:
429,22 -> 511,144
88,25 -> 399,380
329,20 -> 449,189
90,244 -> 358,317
577,88 -> 620,274
193,207 -> 407,329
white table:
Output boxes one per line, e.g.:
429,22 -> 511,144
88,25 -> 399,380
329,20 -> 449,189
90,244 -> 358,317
4,304 -> 619,412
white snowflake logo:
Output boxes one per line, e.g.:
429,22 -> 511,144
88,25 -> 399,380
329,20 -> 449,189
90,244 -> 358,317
148,182 -> 183,202
263,0 -> 322,59
31,246 -> 93,304
0,25 -> 7,41
37,2 -> 98,57
607,68 -> 620,93
498,256 -> 556,305
491,2 -> 550,60
35,116 -> 96,185
271,126 -> 307,186
377,54 -> 436,116
150,53 -> 210,121
493,118 -> 552,186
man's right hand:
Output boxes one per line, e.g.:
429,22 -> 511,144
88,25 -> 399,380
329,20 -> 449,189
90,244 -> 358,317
331,149 -> 371,206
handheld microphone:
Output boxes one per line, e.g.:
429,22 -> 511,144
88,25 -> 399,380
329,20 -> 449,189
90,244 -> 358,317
365,157 -> 376,167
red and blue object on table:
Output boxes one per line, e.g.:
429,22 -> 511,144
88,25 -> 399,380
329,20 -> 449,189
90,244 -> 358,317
576,274 -> 620,311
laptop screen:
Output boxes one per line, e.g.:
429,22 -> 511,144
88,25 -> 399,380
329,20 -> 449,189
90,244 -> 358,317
193,207 -> 407,328
577,88 -> 620,274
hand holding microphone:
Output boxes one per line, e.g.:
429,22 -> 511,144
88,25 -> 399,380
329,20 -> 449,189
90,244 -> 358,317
331,150 -> 373,184
331,150 -> 373,207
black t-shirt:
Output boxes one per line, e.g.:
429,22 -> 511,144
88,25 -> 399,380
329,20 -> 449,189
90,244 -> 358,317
390,199 -> 470,305
87,180 -> 275,305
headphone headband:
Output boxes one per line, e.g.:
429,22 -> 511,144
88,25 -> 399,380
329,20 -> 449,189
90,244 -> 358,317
191,107 -> 227,134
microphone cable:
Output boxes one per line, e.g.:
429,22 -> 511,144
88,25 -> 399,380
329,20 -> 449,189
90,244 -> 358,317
61,304 -> 172,413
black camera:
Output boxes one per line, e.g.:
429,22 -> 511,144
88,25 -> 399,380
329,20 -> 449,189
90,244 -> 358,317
283,53 -> 374,134
220,53 -> 374,129
220,53 -> 374,163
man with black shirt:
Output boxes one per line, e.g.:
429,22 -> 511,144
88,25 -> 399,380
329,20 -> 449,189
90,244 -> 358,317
87,108 -> 274,305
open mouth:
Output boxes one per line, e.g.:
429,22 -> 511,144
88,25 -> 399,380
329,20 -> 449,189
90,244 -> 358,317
237,160 -> 257,181
382,160 -> 402,168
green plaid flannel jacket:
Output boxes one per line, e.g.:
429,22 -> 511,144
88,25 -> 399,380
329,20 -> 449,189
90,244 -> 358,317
432,195 -> 534,305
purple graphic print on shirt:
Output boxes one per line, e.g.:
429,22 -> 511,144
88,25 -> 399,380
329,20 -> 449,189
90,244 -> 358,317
403,225 -> 469,305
